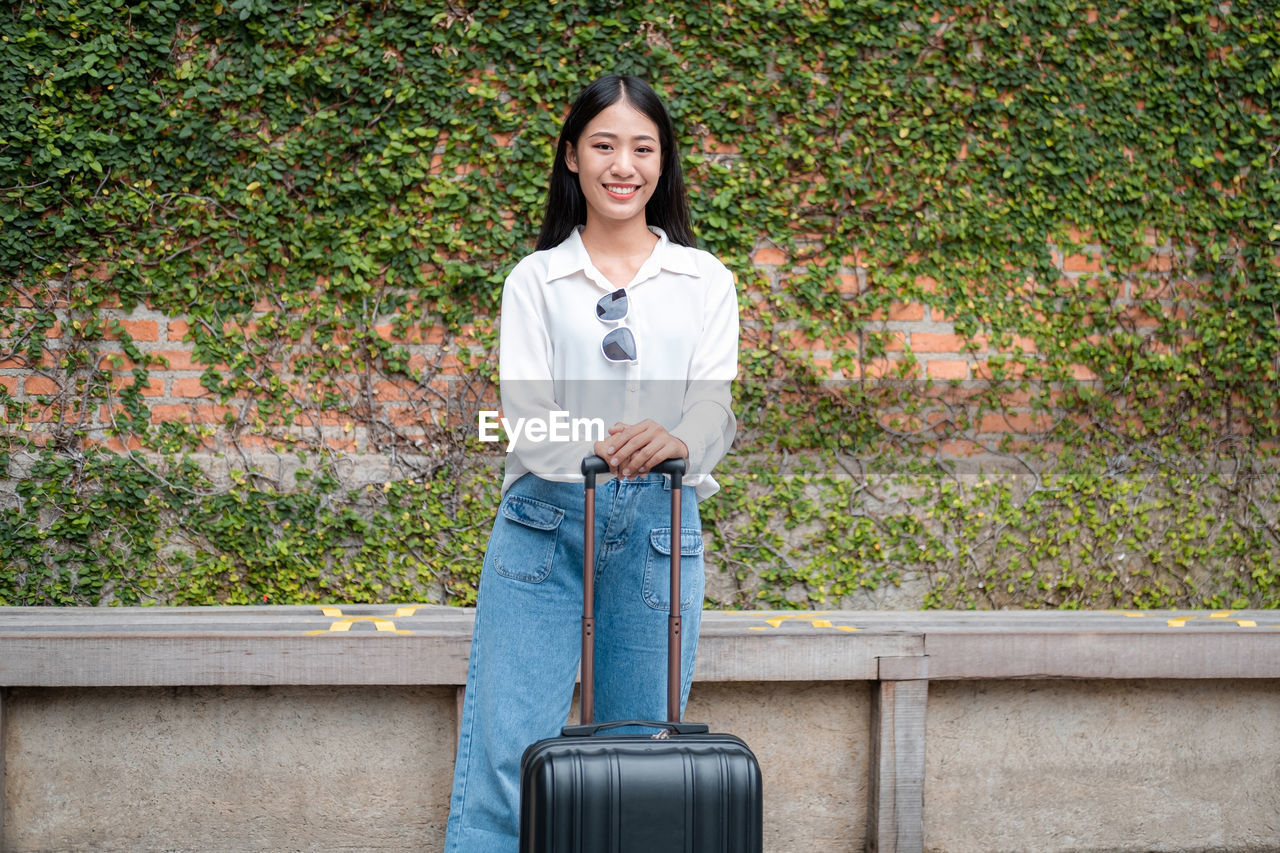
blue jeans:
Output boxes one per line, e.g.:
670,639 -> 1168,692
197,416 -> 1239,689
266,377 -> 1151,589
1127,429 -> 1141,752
444,472 -> 705,853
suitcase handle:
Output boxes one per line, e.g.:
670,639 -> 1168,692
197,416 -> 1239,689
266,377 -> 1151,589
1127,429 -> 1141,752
560,720 -> 710,738
580,455 -> 686,726
581,455 -> 684,486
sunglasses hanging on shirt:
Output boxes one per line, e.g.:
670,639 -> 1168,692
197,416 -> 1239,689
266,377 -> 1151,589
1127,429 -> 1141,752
595,288 -> 637,364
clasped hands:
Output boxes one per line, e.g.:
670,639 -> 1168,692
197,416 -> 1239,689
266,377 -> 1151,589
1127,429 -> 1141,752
593,419 -> 688,480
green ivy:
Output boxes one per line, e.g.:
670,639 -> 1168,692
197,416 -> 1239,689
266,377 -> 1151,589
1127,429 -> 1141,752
2,0 -> 1278,608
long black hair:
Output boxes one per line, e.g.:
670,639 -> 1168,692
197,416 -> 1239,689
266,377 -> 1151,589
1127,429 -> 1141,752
535,75 -> 695,251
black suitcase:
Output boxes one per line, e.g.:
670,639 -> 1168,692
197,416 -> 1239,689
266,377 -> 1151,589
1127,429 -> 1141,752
518,456 -> 764,853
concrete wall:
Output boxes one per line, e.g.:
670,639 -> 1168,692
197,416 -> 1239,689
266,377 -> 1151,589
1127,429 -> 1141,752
924,680 -> 1280,853
3,607 -> 1280,853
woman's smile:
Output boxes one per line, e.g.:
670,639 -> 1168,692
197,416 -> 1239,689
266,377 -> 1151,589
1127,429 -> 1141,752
605,183 -> 640,199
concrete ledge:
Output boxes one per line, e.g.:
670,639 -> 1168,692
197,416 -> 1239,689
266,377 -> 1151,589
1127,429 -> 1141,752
3,607 -> 1280,853
2,606 -> 1279,686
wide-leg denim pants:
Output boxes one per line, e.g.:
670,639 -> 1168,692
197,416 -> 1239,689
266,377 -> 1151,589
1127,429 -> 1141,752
443,471 -> 705,853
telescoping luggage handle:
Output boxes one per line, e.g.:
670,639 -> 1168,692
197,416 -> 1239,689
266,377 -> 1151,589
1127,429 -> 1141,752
580,455 -> 688,728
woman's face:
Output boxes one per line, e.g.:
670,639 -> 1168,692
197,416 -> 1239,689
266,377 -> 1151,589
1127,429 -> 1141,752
565,99 -> 663,231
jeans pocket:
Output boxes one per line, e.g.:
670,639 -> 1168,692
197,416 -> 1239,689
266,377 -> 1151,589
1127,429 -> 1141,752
490,495 -> 565,583
642,527 -> 704,611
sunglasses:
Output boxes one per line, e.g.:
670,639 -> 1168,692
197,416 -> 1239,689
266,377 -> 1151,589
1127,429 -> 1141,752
596,288 -> 637,363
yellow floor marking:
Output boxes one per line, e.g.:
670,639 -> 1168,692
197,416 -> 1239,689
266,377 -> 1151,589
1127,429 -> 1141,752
749,613 -> 859,632
394,605 -> 423,617
1164,614 -> 1259,629
763,612 -> 829,628
308,607 -> 414,635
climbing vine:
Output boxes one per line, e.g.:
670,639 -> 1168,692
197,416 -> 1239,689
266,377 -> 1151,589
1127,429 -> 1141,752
2,0 -> 1278,608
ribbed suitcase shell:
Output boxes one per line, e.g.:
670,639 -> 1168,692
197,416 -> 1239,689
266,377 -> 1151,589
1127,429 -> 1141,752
518,457 -> 763,853
519,729 -> 763,853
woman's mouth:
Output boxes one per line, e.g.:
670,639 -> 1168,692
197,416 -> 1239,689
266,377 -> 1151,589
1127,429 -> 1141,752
604,184 -> 640,200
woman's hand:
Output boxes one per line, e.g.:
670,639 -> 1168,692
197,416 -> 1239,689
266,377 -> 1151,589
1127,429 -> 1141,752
594,420 -> 688,479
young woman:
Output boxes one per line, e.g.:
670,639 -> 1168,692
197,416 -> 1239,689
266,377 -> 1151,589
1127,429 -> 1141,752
444,74 -> 739,853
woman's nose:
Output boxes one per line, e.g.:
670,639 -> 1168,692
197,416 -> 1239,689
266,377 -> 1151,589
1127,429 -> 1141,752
610,152 -> 634,176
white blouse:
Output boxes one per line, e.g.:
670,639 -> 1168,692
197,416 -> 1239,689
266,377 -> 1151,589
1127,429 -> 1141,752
495,226 -> 739,499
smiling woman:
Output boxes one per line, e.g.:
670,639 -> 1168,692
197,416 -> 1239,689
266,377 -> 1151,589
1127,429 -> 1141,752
443,74 -> 740,853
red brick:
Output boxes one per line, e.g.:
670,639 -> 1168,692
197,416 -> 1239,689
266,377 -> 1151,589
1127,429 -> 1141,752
150,349 -> 202,371
880,412 -> 924,432
374,380 -> 415,402
783,330 -> 824,352
856,359 -> 896,379
873,331 -> 907,352
0,376 -> 17,394
454,324 -> 481,348
388,406 -> 427,428
973,360 -> 1028,381
873,359 -> 921,379
25,376 -> 61,395
325,436 -> 359,452
1071,364 -> 1098,381
99,436 -> 145,452
912,332 -> 969,353
700,136 -> 739,155
938,438 -> 982,457
293,411 -> 350,428
171,378 -> 210,399
1063,252 -> 1103,273
105,319 -> 159,342
168,320 -> 190,341
926,360 -> 969,380
98,352 -> 138,370
150,403 -> 233,424
114,375 -> 165,397
1010,335 -> 1038,353
1121,305 -> 1160,328
809,357 -> 833,374
25,402 -> 62,423
870,302 -> 925,322
752,247 -> 787,266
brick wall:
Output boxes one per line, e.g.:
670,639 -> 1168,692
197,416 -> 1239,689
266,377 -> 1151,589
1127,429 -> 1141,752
2,233 -> 1176,461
